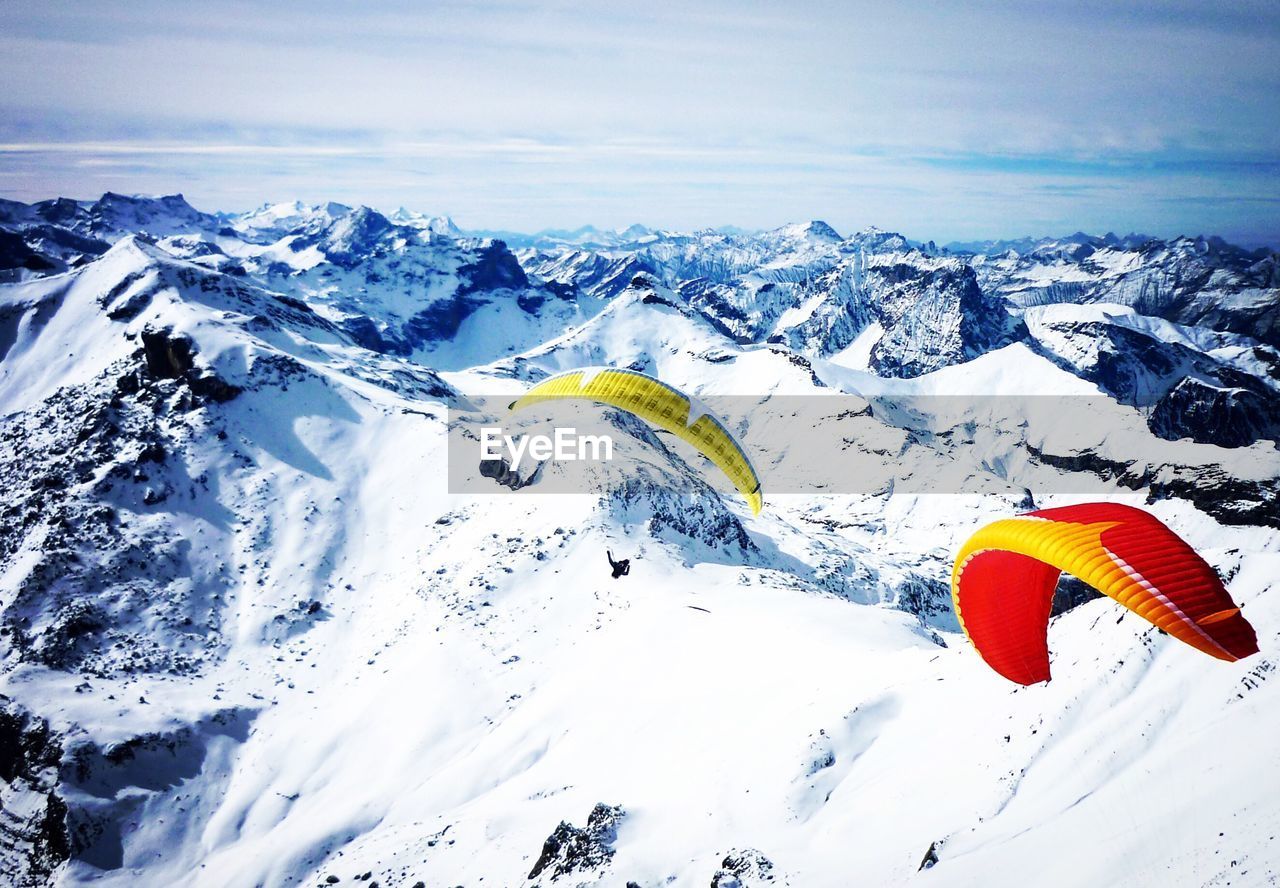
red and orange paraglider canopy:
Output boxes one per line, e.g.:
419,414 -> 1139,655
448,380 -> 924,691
951,502 -> 1259,685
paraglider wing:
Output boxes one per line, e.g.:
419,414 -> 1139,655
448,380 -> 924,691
508,367 -> 763,514
951,502 -> 1258,685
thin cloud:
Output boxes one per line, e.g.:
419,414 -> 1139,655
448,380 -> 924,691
0,2 -> 1276,245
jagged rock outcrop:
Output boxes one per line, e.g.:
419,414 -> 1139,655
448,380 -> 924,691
863,257 -> 1024,378
1150,376 -> 1280,448
0,229 -> 59,277
0,359 -> 230,675
479,455 -> 543,491
317,206 -> 395,269
1026,314 -> 1280,446
0,700 -> 70,888
526,803 -> 625,884
1026,444 -> 1280,528
138,327 -> 241,403
710,848 -> 781,887
606,475 -> 756,555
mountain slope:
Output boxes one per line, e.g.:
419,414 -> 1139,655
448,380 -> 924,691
0,195 -> 1277,888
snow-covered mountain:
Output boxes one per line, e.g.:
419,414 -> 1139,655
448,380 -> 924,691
1,194 -> 1277,888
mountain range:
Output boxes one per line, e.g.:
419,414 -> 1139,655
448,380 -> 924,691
0,193 -> 1277,887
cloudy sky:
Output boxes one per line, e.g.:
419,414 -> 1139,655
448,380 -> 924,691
3,0 -> 1278,245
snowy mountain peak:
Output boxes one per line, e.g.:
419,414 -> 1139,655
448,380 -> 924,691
77,192 -> 220,242
848,226 -> 913,252
617,223 -> 653,240
773,219 -> 843,243
390,207 -> 463,237
315,206 -> 395,267
93,191 -> 198,215
245,199 -> 310,222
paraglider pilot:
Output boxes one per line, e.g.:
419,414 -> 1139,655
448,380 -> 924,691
607,550 -> 630,579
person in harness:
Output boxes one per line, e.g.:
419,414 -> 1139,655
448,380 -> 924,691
606,550 -> 630,579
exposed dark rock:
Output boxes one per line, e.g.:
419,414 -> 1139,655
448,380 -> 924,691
87,192 -> 217,240
104,281 -> 155,321
57,708 -> 255,870
373,237 -> 564,348
918,841 -> 940,871
1149,376 -> 1280,447
1052,575 -> 1103,616
403,293 -> 488,344
29,197 -> 89,228
607,474 -> 755,555
31,601 -> 109,667
0,228 -> 58,274
545,280 -> 577,300
457,240 -> 528,295
893,574 -> 954,626
641,290 -> 683,309
1027,444 -> 1280,529
187,371 -> 242,404
26,223 -> 111,257
321,206 -> 394,269
140,327 -> 197,378
517,290 -> 546,313
987,235 -> 1280,347
0,700 -> 70,887
1028,320 -> 1280,446
533,252 -> 655,300
479,455 -> 543,491
342,315 -> 394,353
138,327 -> 241,403
710,848 -> 777,887
869,261 -> 1025,378
0,361 -> 231,676
527,802 -> 625,882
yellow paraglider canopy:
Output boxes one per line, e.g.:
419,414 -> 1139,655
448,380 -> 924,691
509,367 -> 763,514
